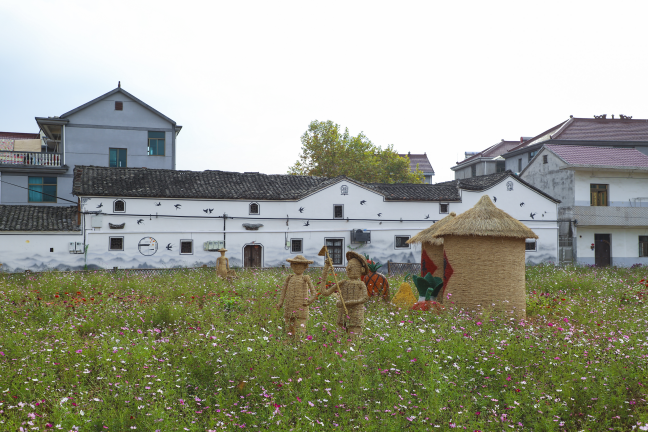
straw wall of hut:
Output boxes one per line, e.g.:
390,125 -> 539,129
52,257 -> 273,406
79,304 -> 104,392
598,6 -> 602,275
407,212 -> 455,280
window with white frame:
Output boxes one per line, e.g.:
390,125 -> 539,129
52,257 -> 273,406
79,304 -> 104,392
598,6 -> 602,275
395,235 -> 410,249
439,203 -> 449,214
113,199 -> 126,213
109,237 -> 124,251
333,204 -> 344,219
525,239 -> 537,251
249,202 -> 260,215
291,238 -> 303,253
180,240 -> 193,254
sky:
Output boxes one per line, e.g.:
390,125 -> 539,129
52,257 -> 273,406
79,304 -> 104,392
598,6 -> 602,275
2,0 -> 648,183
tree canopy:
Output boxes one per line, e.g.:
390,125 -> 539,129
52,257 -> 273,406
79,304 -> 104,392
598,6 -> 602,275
288,120 -> 423,184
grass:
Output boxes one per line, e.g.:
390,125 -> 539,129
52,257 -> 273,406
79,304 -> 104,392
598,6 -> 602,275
0,265 -> 646,431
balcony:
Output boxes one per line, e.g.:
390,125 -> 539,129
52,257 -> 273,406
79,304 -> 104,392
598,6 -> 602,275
0,151 -> 67,174
573,206 -> 648,227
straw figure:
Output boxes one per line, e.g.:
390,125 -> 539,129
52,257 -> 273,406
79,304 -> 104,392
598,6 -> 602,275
430,195 -> 537,318
391,275 -> 418,309
276,255 -> 318,337
216,249 -> 230,279
407,212 -> 456,281
321,251 -> 370,338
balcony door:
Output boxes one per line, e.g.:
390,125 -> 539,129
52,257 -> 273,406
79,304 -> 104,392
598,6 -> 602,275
594,234 -> 611,267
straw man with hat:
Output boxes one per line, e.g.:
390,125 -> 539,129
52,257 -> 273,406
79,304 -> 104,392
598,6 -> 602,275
216,248 -> 230,279
276,255 -> 319,337
320,251 -> 370,338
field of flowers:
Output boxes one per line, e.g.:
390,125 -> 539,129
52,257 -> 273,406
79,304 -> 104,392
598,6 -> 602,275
0,265 -> 646,431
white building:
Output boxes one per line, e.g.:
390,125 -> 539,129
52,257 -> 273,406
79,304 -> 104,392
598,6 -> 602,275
0,167 -> 560,272
521,144 -> 648,266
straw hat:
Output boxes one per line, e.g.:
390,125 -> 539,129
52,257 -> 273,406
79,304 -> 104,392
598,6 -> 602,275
346,251 -> 369,273
407,212 -> 456,246
431,196 -> 538,239
286,255 -> 314,264
218,248 -> 228,252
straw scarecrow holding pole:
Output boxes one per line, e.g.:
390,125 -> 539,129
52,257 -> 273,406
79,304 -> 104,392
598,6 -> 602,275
276,255 -> 319,337
320,250 -> 370,338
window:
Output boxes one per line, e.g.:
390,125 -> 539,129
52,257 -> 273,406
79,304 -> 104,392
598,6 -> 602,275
640,236 -> 648,257
249,202 -> 260,215
496,161 -> 506,173
180,240 -> 193,255
528,150 -> 537,162
148,131 -> 165,156
590,184 -> 608,206
517,158 -> 522,172
525,239 -> 537,251
115,101 -> 123,111
395,235 -> 411,249
326,238 -> 343,265
109,237 -> 124,251
113,199 -> 126,213
440,203 -> 449,214
109,148 -> 127,167
333,204 -> 344,219
28,177 -> 57,203
471,164 -> 477,177
543,155 -> 548,164
291,239 -> 303,253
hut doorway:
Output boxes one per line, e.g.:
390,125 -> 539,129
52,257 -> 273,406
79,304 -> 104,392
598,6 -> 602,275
243,244 -> 263,268
594,234 -> 611,267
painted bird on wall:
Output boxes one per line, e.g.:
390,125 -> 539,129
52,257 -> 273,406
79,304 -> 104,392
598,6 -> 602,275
96,203 -> 103,208
493,196 -> 497,202
303,220 -> 310,226
424,214 -> 430,219
360,200 -> 366,205
208,208 -> 213,213
155,202 -> 161,206
377,213 -> 382,217
299,207 -> 304,213
166,243 -> 173,250
174,204 -> 182,210
137,219 -> 144,224
520,202 -> 525,207
530,212 -> 536,220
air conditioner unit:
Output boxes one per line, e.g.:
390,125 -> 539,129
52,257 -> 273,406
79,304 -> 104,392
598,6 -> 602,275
203,240 -> 225,251
68,242 -> 85,254
350,229 -> 371,244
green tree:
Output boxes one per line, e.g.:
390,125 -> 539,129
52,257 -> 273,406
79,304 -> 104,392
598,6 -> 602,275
288,120 -> 423,184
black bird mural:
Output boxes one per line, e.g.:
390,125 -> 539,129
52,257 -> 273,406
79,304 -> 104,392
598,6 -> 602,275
377,213 -> 382,217
424,214 -> 430,219
166,243 -> 173,251
530,212 -> 536,220
299,207 -> 304,213
137,219 -> 144,225
493,196 -> 497,203
360,200 -> 366,205
174,204 -> 182,210
155,202 -> 161,206
203,209 -> 209,213
519,202 -> 525,207
96,203 -> 103,208
208,209 -> 214,213
303,220 -> 310,226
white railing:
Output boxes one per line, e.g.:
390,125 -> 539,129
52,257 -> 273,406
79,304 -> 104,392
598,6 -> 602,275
0,151 -> 62,167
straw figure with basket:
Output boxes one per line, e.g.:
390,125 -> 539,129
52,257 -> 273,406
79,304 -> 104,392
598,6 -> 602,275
430,195 -> 537,319
407,212 -> 456,293
216,249 -> 233,279
320,250 -> 370,338
276,255 -> 319,337
362,254 -> 390,301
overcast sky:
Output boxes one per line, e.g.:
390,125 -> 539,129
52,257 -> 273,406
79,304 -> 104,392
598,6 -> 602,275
2,0 -> 647,183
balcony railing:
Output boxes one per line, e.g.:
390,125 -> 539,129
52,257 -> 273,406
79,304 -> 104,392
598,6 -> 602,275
573,206 -> 648,227
0,151 -> 62,167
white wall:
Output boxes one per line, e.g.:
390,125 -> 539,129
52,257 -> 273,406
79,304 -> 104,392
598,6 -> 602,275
0,232 -> 84,272
574,170 -> 648,207
576,227 -> 648,267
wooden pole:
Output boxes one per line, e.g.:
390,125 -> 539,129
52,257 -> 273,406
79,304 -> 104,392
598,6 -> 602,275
325,248 -> 349,316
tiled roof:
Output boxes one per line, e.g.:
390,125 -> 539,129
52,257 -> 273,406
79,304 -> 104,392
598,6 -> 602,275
436,171 -> 561,203
0,131 -> 40,139
545,144 -> 648,168
398,153 -> 435,174
552,118 -> 648,141
73,166 -> 460,202
0,205 -> 80,231
455,140 -> 519,166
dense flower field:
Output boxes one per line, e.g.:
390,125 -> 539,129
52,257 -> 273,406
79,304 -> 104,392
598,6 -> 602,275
0,265 -> 646,431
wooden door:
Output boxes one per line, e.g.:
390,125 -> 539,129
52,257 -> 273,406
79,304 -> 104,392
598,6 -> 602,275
244,245 -> 262,268
594,234 -> 611,267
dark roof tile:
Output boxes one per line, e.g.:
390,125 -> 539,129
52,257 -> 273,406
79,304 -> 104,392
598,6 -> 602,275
0,205 -> 80,231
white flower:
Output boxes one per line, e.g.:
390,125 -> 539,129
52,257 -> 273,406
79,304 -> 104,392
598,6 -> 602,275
247,347 -> 253,352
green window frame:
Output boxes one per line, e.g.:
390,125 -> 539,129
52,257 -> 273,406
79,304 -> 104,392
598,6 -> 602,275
590,184 -> 608,206
28,177 -> 57,203
109,148 -> 127,167
148,131 -> 165,156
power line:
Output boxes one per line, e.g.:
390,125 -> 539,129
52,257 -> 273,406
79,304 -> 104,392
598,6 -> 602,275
0,179 -> 77,204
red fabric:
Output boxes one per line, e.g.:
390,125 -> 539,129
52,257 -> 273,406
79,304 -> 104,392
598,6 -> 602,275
421,249 -> 437,277
442,250 -> 454,298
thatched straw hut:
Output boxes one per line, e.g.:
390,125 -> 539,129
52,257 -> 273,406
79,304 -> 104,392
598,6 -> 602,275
430,196 -> 537,318
407,212 -> 456,280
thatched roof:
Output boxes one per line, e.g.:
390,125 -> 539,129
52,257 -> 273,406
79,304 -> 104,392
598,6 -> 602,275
431,195 -> 538,239
407,212 -> 456,246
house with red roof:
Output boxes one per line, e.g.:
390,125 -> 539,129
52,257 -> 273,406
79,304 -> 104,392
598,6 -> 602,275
521,144 -> 648,267
398,152 -> 435,184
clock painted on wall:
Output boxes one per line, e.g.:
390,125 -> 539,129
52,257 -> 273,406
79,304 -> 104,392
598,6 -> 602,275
138,237 -> 158,256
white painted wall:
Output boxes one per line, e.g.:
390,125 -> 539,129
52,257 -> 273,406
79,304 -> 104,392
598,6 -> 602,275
0,232 -> 84,272
574,170 -> 648,207
576,227 -> 648,267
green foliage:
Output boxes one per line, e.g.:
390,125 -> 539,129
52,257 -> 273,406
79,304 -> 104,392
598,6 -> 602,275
288,120 -> 424,184
363,253 -> 383,273
412,272 -> 443,300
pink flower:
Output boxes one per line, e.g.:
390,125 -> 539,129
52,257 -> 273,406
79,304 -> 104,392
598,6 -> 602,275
563,318 -> 569,323
306,335 -> 313,340
547,323 -> 554,327
476,322 -> 482,326
75,349 -> 82,353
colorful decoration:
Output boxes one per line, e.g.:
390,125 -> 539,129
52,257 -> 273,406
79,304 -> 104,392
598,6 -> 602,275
391,276 -> 417,309
362,254 -> 389,300
411,272 -> 444,312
